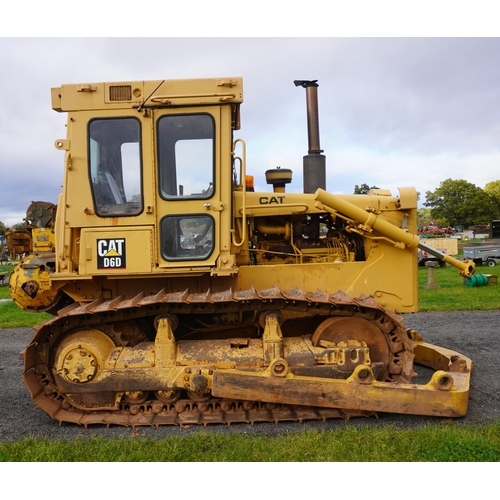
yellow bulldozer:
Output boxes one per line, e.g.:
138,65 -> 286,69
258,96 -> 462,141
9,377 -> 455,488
10,77 -> 475,426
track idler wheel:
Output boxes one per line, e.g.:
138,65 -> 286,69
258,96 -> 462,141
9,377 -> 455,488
311,316 -> 406,382
53,328 -> 116,384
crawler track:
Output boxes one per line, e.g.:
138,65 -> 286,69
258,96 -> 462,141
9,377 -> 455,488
22,287 -> 414,427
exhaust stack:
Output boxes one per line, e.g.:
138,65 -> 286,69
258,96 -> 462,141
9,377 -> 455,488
294,80 -> 326,194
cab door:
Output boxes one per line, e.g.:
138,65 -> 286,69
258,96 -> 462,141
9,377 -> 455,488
154,107 -> 222,268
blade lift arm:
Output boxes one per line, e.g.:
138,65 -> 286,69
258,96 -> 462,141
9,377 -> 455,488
314,189 -> 475,278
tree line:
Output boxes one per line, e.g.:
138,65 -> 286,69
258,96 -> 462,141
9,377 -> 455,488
424,179 -> 500,228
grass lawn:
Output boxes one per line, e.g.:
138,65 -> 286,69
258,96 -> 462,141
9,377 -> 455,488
418,263 -> 500,311
1,422 -> 499,461
0,261 -> 498,464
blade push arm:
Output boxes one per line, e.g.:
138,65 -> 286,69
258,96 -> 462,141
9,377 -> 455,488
314,189 -> 475,278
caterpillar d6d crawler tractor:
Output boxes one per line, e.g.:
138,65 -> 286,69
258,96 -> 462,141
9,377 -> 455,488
11,77 -> 475,427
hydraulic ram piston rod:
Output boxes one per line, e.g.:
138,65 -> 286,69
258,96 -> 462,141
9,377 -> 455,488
314,188 -> 475,278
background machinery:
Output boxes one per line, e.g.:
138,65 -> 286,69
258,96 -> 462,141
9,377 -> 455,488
10,77 -> 475,426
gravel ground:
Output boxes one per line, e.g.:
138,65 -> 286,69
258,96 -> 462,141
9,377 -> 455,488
0,310 -> 499,441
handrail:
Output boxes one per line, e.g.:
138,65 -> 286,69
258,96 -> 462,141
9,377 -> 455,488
150,92 -> 236,104
232,138 -> 246,247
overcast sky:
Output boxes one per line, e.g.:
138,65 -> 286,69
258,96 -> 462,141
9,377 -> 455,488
1,34 -> 500,226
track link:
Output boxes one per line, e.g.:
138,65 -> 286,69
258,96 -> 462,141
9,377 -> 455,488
22,287 -> 413,427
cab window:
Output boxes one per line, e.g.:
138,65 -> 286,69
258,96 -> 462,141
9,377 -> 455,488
157,114 -> 214,200
89,117 -> 143,216
160,215 -> 214,261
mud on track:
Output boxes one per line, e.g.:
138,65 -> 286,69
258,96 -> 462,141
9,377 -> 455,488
0,310 -> 498,441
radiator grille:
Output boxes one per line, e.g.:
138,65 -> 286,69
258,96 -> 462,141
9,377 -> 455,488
109,85 -> 132,101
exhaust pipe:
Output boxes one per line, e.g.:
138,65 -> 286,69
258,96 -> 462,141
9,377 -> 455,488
294,80 -> 326,194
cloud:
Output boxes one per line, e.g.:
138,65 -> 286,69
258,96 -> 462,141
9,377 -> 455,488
1,37 -> 500,226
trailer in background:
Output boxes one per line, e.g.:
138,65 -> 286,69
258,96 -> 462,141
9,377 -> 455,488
463,245 -> 500,267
